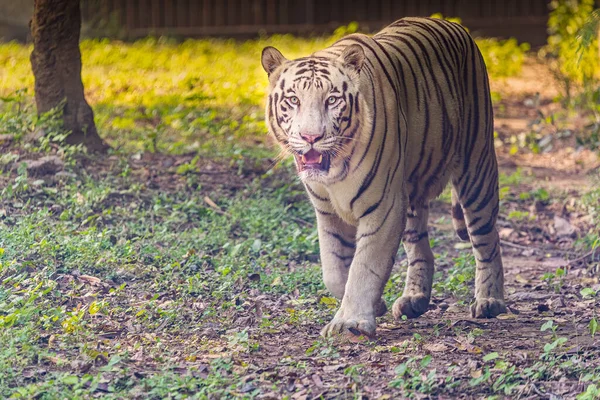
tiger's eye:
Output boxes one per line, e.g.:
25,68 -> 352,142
289,96 -> 299,105
327,96 -> 338,105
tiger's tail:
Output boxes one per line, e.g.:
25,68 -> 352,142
451,186 -> 469,241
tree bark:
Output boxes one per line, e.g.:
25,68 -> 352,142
30,0 -> 108,152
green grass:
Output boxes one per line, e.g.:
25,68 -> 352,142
0,155 -> 325,398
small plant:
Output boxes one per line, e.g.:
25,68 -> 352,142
305,338 -> 340,359
577,384 -> 600,400
344,364 -> 364,383
541,320 -> 559,340
389,355 -> 440,394
581,287 -> 599,337
541,267 -> 567,293
507,210 -> 534,221
225,329 -> 259,353
433,252 -> 475,301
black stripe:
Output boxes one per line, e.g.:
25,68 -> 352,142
327,231 -> 355,249
403,230 -> 428,244
357,193 -> 397,240
305,184 -> 328,202
409,258 -> 430,266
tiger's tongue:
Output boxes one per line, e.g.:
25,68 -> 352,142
303,149 -> 322,164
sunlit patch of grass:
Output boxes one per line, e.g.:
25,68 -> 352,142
1,29 -> 528,155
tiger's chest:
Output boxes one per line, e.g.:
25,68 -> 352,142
327,192 -> 358,226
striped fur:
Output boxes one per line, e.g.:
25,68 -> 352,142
262,17 -> 506,338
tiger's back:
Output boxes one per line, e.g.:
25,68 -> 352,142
319,17 -> 495,208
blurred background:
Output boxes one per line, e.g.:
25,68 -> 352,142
0,0 -> 555,46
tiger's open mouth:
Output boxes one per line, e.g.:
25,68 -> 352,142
294,149 -> 330,173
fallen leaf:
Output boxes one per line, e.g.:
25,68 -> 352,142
271,276 -> 282,286
499,228 -> 515,239
515,274 -> 529,284
78,275 -> 101,285
319,296 -> 338,307
204,196 -> 231,216
496,314 -> 517,320
470,369 -> 483,379
423,343 -> 449,353
468,346 -> 483,354
312,374 -> 324,387
44,355 -> 68,365
554,215 -> 576,238
323,364 -> 346,372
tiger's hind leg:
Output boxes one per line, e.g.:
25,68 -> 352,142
451,187 -> 470,241
392,205 -> 434,320
452,175 -> 507,318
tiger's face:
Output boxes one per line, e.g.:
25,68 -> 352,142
261,45 -> 365,183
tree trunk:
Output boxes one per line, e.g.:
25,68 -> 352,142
30,0 -> 108,152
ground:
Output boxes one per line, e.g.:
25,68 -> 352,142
1,35 -> 600,399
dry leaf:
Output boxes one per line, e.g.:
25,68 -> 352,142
470,369 -> 483,379
271,276 -> 282,286
496,314 -> 517,320
323,364 -> 346,372
78,275 -> 102,285
204,196 -> 230,216
312,374 -> 324,387
515,274 -> 529,284
467,345 -> 483,354
423,343 -> 449,353
554,215 -> 576,238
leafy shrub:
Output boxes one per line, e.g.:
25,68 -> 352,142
477,38 -> 530,78
543,0 -> 600,102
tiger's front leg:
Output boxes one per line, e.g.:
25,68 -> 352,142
316,211 -> 389,318
321,196 -> 405,338
316,211 -> 356,300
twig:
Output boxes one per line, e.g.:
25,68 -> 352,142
197,170 -> 229,175
203,196 -> 231,217
291,216 -> 313,227
530,383 -> 562,400
500,239 -> 581,256
500,240 -> 536,251
451,319 -> 487,328
530,383 -> 547,398
567,250 -> 597,266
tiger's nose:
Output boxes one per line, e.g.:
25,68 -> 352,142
300,133 -> 323,144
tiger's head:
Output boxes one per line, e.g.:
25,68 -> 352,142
261,44 -> 366,183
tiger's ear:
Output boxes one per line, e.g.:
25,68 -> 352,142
261,46 -> 287,76
339,44 -> 365,73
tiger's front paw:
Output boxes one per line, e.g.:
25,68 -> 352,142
321,305 -> 376,339
321,317 -> 376,339
470,298 -> 506,318
392,294 -> 430,319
